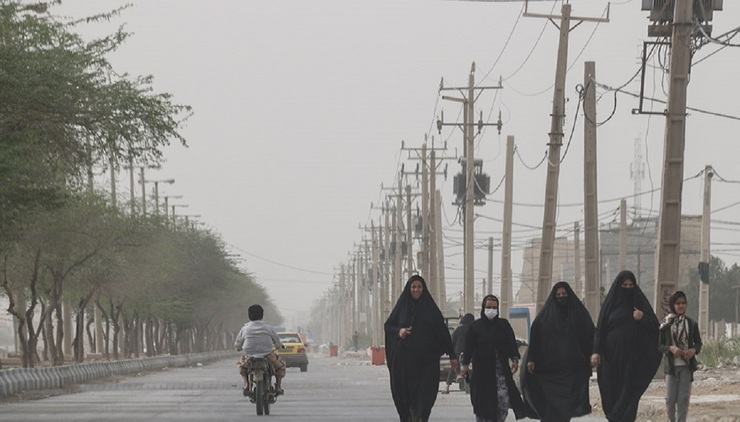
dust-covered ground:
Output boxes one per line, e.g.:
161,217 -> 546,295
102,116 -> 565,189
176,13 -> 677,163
589,367 -> 740,422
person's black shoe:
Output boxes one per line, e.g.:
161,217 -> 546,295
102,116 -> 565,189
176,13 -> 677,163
243,387 -> 252,397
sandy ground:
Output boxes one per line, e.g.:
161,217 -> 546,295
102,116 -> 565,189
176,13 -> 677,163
589,367 -> 740,422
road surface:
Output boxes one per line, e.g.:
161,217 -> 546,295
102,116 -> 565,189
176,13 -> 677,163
0,353 -> 603,421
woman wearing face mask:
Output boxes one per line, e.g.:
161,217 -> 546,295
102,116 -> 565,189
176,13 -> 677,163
461,294 -> 525,422
658,291 -> 702,422
591,270 -> 661,422
520,281 -> 595,422
384,275 -> 458,422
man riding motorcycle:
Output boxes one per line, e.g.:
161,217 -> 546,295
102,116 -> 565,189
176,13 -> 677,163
235,304 -> 287,396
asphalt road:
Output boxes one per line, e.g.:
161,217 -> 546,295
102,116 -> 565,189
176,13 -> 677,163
0,353 -> 604,421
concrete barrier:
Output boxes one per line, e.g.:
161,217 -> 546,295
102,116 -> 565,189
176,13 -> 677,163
0,351 -> 238,397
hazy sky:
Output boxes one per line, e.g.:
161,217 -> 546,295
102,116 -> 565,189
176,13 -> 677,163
56,0 -> 740,325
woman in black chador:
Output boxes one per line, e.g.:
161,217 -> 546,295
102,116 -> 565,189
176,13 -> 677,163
520,281 -> 595,422
384,275 -> 458,422
590,270 -> 662,422
461,294 -> 525,422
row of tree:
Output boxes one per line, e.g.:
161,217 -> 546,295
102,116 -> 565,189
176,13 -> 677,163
0,1 -> 280,367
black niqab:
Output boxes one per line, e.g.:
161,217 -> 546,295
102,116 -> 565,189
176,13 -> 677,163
384,275 -> 455,422
520,281 -> 594,421
593,270 -> 661,422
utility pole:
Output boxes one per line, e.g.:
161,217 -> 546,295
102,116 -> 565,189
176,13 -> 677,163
583,61 -> 600,322
434,189 -> 447,312
529,2 -> 610,312
406,185 -> 414,278
699,165 -> 712,339
383,200 -> 392,320
574,221 -> 582,298
501,136 -> 515,318
401,140 -> 449,303
487,237 -> 494,297
371,221 -> 380,346
438,63 -> 503,313
620,199 -> 628,271
653,0 -> 696,318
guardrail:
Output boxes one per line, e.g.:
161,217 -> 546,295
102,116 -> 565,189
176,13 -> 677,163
0,351 -> 239,398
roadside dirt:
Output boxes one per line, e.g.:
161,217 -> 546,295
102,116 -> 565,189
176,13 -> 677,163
589,367 -> 740,422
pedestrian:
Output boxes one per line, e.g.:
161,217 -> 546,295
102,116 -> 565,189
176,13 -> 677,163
590,270 -> 662,422
443,313 -> 475,394
384,274 -> 458,422
520,281 -> 595,422
461,294 -> 525,422
658,291 -> 702,422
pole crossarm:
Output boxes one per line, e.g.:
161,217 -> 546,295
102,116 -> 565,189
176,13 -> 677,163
523,0 -> 610,24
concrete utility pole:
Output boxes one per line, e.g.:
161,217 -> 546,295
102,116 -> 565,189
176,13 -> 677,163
383,201 -> 392,320
400,140 -> 450,303
529,3 -> 609,312
699,165 -> 712,339
434,189 -> 447,312
439,63 -> 503,314
620,199 -> 628,271
574,221 -> 582,298
421,144 -> 430,280
583,61 -> 600,322
370,222 -> 380,346
501,136 -> 515,318
406,185 -> 414,278
394,186 -> 403,301
487,237 -> 494,298
654,0 -> 695,318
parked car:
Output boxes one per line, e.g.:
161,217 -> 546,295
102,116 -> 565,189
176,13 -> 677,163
276,331 -> 309,372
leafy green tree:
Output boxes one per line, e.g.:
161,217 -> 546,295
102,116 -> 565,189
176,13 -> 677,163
0,1 -> 190,241
685,255 -> 739,323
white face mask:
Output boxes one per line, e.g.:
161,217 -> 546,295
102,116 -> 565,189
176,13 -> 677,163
484,308 -> 498,319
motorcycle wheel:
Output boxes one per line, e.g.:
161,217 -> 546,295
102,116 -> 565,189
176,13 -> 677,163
264,382 -> 271,415
255,380 -> 265,415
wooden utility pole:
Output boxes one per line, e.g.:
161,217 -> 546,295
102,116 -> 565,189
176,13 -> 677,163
530,3 -> 610,311
583,61 -> 600,322
439,63 -> 503,313
654,0 -> 693,318
699,165 -> 712,338
501,136 -> 515,318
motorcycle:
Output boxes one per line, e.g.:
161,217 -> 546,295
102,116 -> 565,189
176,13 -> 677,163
245,356 -> 278,415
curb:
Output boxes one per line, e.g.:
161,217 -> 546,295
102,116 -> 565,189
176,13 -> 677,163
0,351 -> 237,397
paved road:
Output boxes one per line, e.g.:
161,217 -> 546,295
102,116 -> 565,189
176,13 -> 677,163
0,354 -> 603,421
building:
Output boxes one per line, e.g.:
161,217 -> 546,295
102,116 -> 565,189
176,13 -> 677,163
515,215 -> 702,310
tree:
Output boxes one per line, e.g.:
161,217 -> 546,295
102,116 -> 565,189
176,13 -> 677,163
685,255 -> 739,323
0,1 -> 191,242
